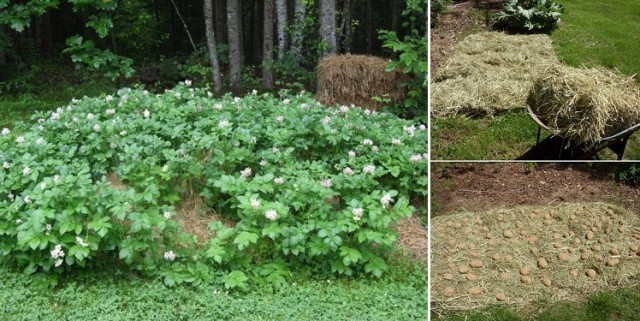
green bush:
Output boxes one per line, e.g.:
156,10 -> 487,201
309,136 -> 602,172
0,82 -> 427,288
494,0 -> 565,33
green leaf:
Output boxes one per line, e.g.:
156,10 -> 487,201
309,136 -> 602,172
233,231 -> 258,251
223,270 -> 248,290
205,244 -> 226,264
365,255 -> 388,278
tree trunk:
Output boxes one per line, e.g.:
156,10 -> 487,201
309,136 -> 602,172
253,0 -> 263,64
204,0 -> 222,94
237,0 -> 244,68
275,0 -> 288,60
227,0 -> 243,93
291,0 -> 306,56
342,0 -> 351,53
366,1 -> 372,54
0,25 -> 6,66
214,0 -> 226,44
319,0 -> 336,56
262,0 -> 275,89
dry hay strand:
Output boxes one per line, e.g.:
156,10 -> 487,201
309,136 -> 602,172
394,214 -> 428,260
431,202 -> 640,313
431,32 -> 559,118
107,172 -> 127,190
175,189 -> 236,243
315,54 -> 407,111
528,65 -> 640,144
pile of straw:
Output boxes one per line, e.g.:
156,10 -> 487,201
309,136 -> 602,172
528,65 -> 640,144
431,32 -> 559,117
315,54 -> 407,111
431,202 -> 640,313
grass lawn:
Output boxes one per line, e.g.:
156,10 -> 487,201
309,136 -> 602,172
431,0 -> 640,160
0,260 -> 427,321
432,287 -> 640,321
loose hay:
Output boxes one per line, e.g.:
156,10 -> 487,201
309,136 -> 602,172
315,54 -> 407,111
431,202 -> 640,313
528,65 -> 640,144
395,215 -> 428,260
431,32 -> 559,117
175,189 -> 236,243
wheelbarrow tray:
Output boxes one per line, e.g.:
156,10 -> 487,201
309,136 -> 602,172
518,104 -> 640,160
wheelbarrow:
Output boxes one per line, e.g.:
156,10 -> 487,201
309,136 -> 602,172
517,104 -> 640,160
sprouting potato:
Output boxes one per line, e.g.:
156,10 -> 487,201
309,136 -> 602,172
444,272 -> 454,280
470,260 -> 484,268
606,258 -> 620,267
444,287 -> 455,297
503,230 -> 514,238
459,265 -> 470,274
519,266 -> 531,276
466,274 -> 478,281
468,287 -> 482,295
537,257 -> 549,269
586,269 -> 597,278
496,293 -> 507,301
521,275 -> 532,284
542,278 -> 552,287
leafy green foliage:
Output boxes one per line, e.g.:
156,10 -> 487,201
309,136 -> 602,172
0,82 -> 427,288
495,0 -> 565,33
0,262 -> 427,320
63,36 -> 134,81
613,164 -> 640,186
379,0 -> 428,123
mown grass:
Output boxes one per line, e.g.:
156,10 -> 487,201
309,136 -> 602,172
431,0 -> 640,160
551,0 -> 640,82
432,287 -> 640,321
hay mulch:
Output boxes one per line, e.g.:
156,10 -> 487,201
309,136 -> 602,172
528,65 -> 640,144
174,190 -> 236,243
431,202 -> 640,314
315,54 -> 407,111
395,215 -> 428,261
431,32 -> 559,118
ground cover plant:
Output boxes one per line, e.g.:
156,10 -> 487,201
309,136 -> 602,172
0,259 -> 427,320
0,82 -> 428,289
430,0 -> 640,160
494,0 -> 565,33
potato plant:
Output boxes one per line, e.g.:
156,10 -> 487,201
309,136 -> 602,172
0,83 -> 427,287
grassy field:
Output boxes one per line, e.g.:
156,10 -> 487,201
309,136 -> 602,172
431,0 -> 640,160
0,259 -> 427,321
432,287 -> 640,321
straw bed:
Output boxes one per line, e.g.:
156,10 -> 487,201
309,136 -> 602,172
431,202 -> 640,313
431,32 -> 559,117
528,65 -> 640,144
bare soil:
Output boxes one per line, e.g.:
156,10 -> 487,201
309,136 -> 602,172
431,163 -> 640,217
430,1 -> 490,75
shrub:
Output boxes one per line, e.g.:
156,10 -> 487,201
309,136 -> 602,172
494,0 -> 565,33
0,83 -> 427,287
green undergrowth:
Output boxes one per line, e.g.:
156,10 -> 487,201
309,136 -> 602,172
0,257 -> 427,321
432,287 -> 640,321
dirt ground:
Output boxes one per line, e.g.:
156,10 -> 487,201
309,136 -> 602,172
431,163 -> 640,217
430,1 -> 504,75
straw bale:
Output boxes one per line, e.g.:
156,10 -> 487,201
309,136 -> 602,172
431,202 -> 640,313
528,65 -> 640,144
431,32 -> 559,117
315,54 -> 407,111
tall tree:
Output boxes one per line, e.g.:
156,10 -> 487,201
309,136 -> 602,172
342,0 -> 352,53
275,0 -> 288,60
204,0 -> 222,94
214,0 -> 226,44
291,0 -> 306,56
319,0 -> 336,56
262,0 -> 275,89
227,0 -> 243,93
